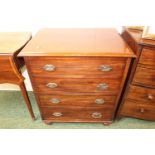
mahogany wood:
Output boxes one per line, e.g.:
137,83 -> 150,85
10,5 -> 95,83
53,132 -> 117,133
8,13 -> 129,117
37,94 -> 117,107
0,32 -> 35,120
25,57 -> 126,79
139,47 -> 155,68
117,27 -> 155,121
133,66 -> 155,88
121,100 -> 155,121
20,28 -> 134,124
31,77 -> 121,94
19,28 -> 135,57
126,85 -> 155,104
41,106 -> 114,122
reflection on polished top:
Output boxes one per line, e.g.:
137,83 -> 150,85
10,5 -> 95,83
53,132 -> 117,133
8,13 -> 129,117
0,32 -> 31,55
19,28 -> 135,57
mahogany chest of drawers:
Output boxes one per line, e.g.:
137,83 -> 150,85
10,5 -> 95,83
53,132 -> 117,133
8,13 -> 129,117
19,28 -> 134,124
118,27 -> 155,121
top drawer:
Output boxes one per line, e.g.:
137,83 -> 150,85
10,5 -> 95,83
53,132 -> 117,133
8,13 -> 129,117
139,47 -> 155,68
25,57 -> 126,78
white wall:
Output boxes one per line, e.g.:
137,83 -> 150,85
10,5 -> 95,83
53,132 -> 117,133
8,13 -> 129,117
0,0 -> 155,91
0,0 -> 154,32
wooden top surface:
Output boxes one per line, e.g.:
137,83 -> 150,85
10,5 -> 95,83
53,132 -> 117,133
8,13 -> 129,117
19,28 -> 135,57
124,27 -> 155,47
0,32 -> 31,55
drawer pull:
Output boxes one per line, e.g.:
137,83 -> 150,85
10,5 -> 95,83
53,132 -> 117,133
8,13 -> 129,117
52,112 -> 63,117
47,83 -> 58,88
99,65 -> 112,72
92,112 -> 102,118
50,98 -> 61,104
95,99 -> 105,104
43,64 -> 55,71
140,108 -> 145,113
97,83 -> 108,90
148,94 -> 154,100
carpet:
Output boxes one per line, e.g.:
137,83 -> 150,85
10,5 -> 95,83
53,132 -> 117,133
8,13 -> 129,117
0,91 -> 155,129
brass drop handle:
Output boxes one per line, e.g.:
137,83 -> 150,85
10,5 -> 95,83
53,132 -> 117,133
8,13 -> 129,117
50,98 -> 61,104
97,83 -> 108,90
99,65 -> 112,72
92,112 -> 102,118
147,94 -> 154,100
95,99 -> 105,104
52,112 -> 63,117
43,64 -> 55,71
140,108 -> 145,113
46,83 -> 58,88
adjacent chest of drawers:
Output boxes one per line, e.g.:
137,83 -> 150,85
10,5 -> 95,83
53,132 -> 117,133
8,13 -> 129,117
19,28 -> 134,124
118,28 -> 155,121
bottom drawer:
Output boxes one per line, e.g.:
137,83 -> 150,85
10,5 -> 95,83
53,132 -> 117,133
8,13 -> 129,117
40,106 -> 114,122
121,100 -> 155,121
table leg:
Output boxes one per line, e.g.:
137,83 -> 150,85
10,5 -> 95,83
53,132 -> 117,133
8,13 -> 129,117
19,82 -> 35,120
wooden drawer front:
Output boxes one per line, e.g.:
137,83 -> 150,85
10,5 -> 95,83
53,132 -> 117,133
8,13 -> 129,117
139,47 -> 155,68
41,106 -> 113,122
126,85 -> 155,104
32,78 -> 121,95
133,66 -> 155,88
37,94 -> 117,107
121,100 -> 155,121
26,57 -> 125,78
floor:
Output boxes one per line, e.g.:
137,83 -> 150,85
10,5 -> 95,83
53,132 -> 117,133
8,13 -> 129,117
0,91 -> 155,129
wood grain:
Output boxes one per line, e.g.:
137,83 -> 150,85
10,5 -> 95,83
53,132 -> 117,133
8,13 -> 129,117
32,77 -> 121,95
117,27 -> 155,122
126,85 -> 155,104
37,94 -> 117,107
121,29 -> 138,54
0,32 -> 35,119
41,106 -> 113,122
25,56 -> 125,78
133,66 -> 155,88
21,28 -> 134,124
121,99 -> 155,121
139,47 -> 155,68
19,28 -> 135,57
0,32 -> 31,55
123,27 -> 155,47
0,56 -> 22,84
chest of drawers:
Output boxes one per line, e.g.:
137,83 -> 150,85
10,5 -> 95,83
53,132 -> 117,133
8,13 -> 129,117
118,27 -> 155,121
19,28 -> 134,124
